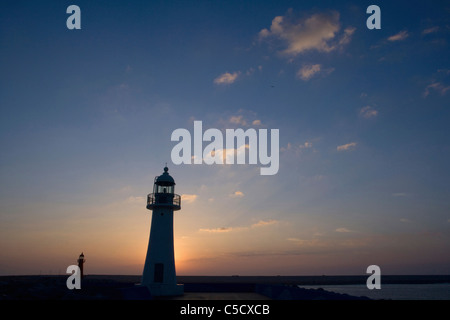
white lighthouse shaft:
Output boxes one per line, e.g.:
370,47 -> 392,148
142,208 -> 176,287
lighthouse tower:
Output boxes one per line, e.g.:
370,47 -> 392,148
141,166 -> 184,296
77,252 -> 85,278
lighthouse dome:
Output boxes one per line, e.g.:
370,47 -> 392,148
155,166 -> 175,185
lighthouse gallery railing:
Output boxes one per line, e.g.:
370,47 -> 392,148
147,193 -> 181,208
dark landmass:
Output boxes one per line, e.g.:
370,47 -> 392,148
178,274 -> 450,285
0,275 -> 448,300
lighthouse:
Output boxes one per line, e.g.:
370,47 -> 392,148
77,252 -> 85,278
141,166 -> 184,296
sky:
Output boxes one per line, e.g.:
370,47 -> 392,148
0,0 -> 449,276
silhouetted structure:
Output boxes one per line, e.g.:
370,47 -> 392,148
77,252 -> 85,278
141,167 -> 183,296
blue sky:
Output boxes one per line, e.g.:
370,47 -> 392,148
1,0 -> 449,275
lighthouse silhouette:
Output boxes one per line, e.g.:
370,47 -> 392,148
141,166 -> 184,296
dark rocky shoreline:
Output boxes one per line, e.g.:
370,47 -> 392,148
1,275 -> 448,300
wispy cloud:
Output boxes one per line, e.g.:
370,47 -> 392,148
423,82 -> 450,97
199,219 -> 278,234
252,220 -> 278,228
229,115 -> 247,126
287,237 -> 303,242
359,106 -> 378,118
297,64 -> 334,81
280,141 -> 314,155
225,112 -> 261,128
388,30 -> 409,42
335,227 -> 356,233
339,27 -> 356,46
337,142 -> 357,151
230,190 -> 245,198
422,26 -> 439,35
214,71 -> 240,85
297,64 -> 321,80
199,227 -> 235,233
392,192 -> 409,197
259,10 -> 354,56
203,144 -> 250,164
181,194 -> 198,204
300,141 -> 313,149
125,196 -> 145,204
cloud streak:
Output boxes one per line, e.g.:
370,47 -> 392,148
337,142 -> 357,151
214,71 -> 240,85
199,219 -> 278,234
422,26 -> 439,35
297,64 -> 334,81
388,30 -> 409,42
335,227 -> 356,233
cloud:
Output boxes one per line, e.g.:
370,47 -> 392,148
245,68 -> 255,76
229,115 -> 247,126
423,82 -> 450,97
181,194 -> 198,204
300,141 -> 313,149
359,106 -> 378,118
125,196 -> 145,204
335,227 -> 355,233
251,220 -> 278,228
280,141 -> 314,155
199,227 -> 234,233
438,69 -> 450,75
297,64 -> 335,81
337,142 -> 357,151
259,10 -> 353,56
339,27 -> 356,46
214,71 -> 240,85
388,30 -> 409,42
392,192 -> 409,197
230,191 -> 245,198
422,26 -> 439,35
199,219 -> 278,234
227,113 -> 261,127
297,64 -> 321,80
203,144 -> 250,164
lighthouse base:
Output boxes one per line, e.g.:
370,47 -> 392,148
144,283 -> 184,297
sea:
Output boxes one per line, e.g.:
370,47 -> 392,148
299,283 -> 450,300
